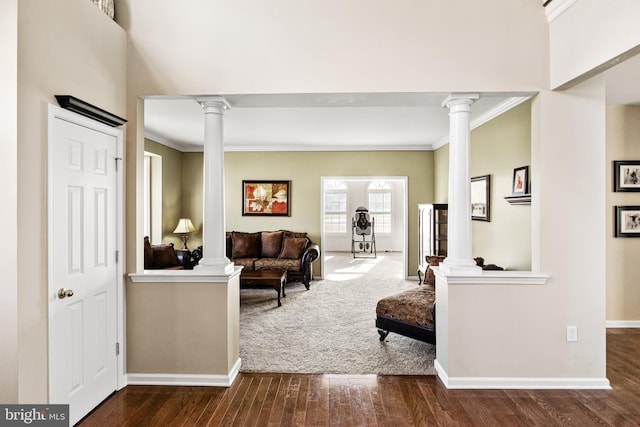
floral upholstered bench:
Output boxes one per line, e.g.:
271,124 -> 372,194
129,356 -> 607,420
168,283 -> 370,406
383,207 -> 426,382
375,284 -> 436,345
375,256 -> 502,345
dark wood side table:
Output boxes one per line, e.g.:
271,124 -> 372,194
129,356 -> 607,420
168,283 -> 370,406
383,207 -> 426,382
239,269 -> 287,307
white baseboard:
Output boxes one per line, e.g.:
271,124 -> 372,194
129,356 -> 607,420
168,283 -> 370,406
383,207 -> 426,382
126,358 -> 241,387
434,360 -> 611,390
606,320 -> 640,328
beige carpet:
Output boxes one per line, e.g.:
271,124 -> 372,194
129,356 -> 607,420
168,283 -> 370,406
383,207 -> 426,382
239,251 -> 436,375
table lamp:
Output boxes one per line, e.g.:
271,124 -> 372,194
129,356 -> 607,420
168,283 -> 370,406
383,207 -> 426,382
173,218 -> 196,250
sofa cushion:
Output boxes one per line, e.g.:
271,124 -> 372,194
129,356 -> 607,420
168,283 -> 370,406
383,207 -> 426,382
283,230 -> 308,239
279,237 -> 308,259
233,258 -> 258,271
226,232 -> 232,258
151,243 -> 179,269
376,285 -> 435,330
232,231 -> 261,258
144,236 -> 153,269
255,258 -> 302,272
424,255 -> 446,286
261,231 -> 284,258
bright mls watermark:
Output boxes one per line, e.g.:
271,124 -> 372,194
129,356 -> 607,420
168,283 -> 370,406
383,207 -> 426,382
0,405 -> 68,426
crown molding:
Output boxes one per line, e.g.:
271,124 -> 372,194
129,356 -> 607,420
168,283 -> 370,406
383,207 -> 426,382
224,143 -> 433,152
544,0 -> 578,23
144,132 -> 433,153
432,96 -> 532,150
144,130 -> 203,152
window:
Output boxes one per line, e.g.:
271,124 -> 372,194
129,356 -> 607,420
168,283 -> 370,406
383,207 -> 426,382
368,180 -> 392,233
324,180 -> 348,233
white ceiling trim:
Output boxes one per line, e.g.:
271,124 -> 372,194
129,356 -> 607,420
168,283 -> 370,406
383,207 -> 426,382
432,96 -> 532,150
544,0 -> 578,23
145,132 -> 435,153
224,143 -> 434,152
144,130 -> 203,152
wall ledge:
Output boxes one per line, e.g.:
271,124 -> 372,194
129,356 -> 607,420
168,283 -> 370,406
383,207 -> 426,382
435,360 -> 610,390
433,267 -> 548,285
126,358 -> 242,387
129,266 -> 243,283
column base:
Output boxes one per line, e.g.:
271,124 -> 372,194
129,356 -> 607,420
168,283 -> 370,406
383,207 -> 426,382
195,257 -> 235,275
440,258 -> 482,274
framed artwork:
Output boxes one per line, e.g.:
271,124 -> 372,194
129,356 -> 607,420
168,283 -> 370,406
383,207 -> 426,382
512,166 -> 529,195
615,206 -> 640,237
613,161 -> 640,192
471,175 -> 490,221
242,180 -> 290,216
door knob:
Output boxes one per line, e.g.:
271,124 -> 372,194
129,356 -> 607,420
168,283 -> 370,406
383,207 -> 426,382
57,288 -> 74,299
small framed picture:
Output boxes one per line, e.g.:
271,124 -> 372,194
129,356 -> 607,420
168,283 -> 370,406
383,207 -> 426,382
511,166 -> 529,195
615,206 -> 640,237
471,175 -> 490,222
613,161 -> 640,192
242,180 -> 291,216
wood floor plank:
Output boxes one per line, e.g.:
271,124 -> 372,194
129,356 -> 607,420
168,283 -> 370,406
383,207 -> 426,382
241,376 -> 272,427
267,375 -> 291,426
398,377 -> 437,426
303,376 -> 330,426
78,329 -> 640,427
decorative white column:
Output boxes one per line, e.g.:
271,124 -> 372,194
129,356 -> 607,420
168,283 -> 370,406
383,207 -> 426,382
440,93 -> 481,274
195,97 -> 234,274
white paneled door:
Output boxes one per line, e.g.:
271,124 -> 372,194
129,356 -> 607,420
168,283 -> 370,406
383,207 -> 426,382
49,111 -> 121,425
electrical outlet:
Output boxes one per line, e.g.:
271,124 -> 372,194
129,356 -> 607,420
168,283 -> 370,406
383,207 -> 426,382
566,326 -> 578,342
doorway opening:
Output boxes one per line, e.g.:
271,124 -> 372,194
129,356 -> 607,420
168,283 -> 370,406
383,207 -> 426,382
320,176 -> 408,279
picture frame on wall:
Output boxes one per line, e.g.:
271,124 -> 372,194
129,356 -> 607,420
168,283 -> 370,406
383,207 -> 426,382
511,166 -> 529,195
471,175 -> 490,222
614,206 -> 640,237
242,180 -> 291,216
613,161 -> 640,192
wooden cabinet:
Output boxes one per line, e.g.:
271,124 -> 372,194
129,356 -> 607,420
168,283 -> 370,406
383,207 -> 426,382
417,204 -> 448,283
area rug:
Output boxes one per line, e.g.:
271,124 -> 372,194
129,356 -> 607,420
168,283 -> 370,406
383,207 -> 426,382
239,252 -> 436,375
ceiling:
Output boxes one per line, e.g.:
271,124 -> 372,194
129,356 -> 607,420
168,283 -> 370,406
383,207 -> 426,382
144,93 -> 533,152
143,54 -> 640,153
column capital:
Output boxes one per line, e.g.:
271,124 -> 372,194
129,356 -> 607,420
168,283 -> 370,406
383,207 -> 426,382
196,96 -> 230,114
442,93 -> 480,111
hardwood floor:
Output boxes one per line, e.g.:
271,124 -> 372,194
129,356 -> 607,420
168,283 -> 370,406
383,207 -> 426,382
79,329 -> 640,426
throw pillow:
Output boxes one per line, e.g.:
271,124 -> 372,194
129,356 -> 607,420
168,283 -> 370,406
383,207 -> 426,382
144,236 -> 153,269
279,237 -> 308,259
261,231 -> 284,258
151,243 -> 179,268
231,231 -> 261,258
283,230 -> 308,239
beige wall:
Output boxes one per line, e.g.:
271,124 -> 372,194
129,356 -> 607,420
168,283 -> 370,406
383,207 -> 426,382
121,0 -> 548,96
550,0 -> 640,89
0,0 -> 18,404
606,105 -> 640,321
16,0 -> 126,402
433,101 -> 532,270
470,101 -> 532,270
222,151 -> 433,277
149,150 -> 432,277
127,277 -> 240,375
182,152 -> 204,248
531,78 -> 607,378
144,139 -> 185,247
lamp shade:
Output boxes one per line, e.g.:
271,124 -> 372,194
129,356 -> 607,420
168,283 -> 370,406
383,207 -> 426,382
173,218 -> 196,234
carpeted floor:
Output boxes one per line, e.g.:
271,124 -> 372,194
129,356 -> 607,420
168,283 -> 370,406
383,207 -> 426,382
239,251 -> 436,375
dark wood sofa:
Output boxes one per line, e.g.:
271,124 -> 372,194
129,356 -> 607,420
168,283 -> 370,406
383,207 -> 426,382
191,230 -> 320,288
143,236 -> 192,270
